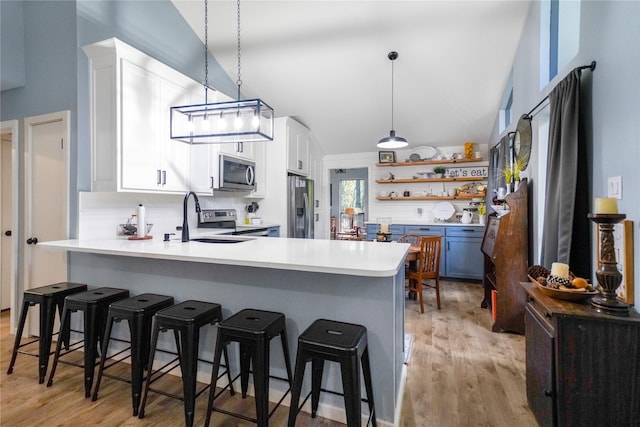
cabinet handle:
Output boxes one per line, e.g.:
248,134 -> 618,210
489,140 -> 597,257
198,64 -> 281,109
157,169 -> 162,185
298,160 -> 303,170
419,227 -> 431,231
162,170 -> 167,185
462,229 -> 475,232
447,241 -> 450,250
210,177 -> 214,189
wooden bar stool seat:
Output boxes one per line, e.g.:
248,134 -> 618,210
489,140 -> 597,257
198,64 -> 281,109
6,282 -> 87,383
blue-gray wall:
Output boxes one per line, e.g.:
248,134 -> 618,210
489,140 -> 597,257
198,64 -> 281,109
491,1 -> 640,307
0,1 -> 26,91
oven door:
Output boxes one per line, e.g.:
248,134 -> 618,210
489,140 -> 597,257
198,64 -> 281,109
218,155 -> 255,191
232,227 -> 269,236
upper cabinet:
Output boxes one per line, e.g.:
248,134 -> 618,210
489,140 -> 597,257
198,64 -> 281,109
84,38 -> 205,194
285,118 -> 310,176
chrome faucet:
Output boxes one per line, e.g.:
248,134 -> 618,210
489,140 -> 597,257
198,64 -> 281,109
182,191 -> 201,242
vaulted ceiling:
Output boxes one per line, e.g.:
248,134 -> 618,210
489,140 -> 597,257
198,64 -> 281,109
172,0 -> 531,155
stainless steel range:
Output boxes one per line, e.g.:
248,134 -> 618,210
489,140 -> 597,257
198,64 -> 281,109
198,209 -> 269,236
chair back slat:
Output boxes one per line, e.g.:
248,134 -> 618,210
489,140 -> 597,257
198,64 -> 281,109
418,236 -> 441,277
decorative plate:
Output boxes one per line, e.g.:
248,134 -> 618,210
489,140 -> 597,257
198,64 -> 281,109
410,146 -> 437,161
529,275 -> 598,301
433,201 -> 455,221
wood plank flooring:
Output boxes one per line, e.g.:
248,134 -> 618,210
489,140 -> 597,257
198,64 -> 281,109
0,281 -> 537,426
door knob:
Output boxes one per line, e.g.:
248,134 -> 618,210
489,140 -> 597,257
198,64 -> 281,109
26,237 -> 38,245
4,230 -> 10,236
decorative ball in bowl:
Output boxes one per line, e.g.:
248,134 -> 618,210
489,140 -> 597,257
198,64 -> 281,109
118,223 -> 153,236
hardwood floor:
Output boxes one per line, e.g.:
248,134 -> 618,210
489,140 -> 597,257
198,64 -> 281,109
0,281 -> 537,426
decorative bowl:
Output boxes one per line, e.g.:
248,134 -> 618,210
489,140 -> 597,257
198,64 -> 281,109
118,223 -> 153,236
528,275 -> 598,301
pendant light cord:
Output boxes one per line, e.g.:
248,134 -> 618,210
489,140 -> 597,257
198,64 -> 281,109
204,0 -> 209,104
236,0 -> 242,101
390,54 -> 395,131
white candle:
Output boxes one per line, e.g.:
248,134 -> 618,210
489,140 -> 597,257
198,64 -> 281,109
380,224 -> 389,233
594,197 -> 618,214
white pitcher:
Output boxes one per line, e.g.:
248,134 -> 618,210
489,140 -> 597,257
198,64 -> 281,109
461,210 -> 473,224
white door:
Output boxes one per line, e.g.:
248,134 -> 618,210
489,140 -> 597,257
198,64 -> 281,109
1,132 -> 13,310
24,112 -> 70,335
0,120 -> 18,329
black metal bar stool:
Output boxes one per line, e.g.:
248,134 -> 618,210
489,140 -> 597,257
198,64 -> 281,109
91,293 -> 174,415
287,319 -> 376,427
138,300 -> 234,427
46,287 -> 130,397
205,308 -> 294,427
7,282 -> 87,383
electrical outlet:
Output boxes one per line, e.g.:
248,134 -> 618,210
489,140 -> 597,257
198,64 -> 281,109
608,176 -> 622,199
417,207 -> 423,216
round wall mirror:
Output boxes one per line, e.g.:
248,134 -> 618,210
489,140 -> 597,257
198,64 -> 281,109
514,114 -> 532,171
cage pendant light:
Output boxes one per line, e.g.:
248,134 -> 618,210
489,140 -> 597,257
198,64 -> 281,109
377,51 -> 408,149
170,0 -> 274,144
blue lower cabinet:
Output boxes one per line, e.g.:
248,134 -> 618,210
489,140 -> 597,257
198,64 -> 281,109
401,225 -> 446,274
366,224 -> 378,241
267,226 -> 280,237
445,227 -> 483,280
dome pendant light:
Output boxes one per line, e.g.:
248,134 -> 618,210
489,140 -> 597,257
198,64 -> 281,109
377,51 -> 408,149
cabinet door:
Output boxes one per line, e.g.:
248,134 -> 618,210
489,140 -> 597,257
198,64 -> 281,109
120,60 -> 161,191
286,120 -> 309,176
445,236 -> 483,280
525,307 -> 555,427
218,141 -> 253,160
159,78 -> 190,192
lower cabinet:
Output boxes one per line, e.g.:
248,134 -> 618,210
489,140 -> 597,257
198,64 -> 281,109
524,283 -> 640,427
445,227 -> 483,280
364,224 -> 484,280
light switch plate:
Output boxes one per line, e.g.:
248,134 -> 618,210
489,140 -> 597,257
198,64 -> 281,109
608,176 -> 622,199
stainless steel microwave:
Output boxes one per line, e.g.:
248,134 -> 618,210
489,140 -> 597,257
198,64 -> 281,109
217,154 -> 255,191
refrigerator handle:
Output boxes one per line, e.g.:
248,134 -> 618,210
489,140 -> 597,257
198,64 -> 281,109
303,192 -> 309,238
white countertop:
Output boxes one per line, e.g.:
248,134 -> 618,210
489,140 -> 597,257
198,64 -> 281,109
39,236 -> 409,278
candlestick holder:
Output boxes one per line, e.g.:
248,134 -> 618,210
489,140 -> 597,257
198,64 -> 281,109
588,213 -> 629,316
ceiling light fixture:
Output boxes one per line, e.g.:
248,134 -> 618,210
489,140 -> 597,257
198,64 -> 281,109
377,51 -> 408,149
170,0 -> 274,144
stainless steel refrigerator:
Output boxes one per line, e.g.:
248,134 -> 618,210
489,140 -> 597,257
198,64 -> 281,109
288,175 -> 314,238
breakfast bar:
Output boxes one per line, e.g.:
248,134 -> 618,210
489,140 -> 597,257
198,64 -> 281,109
39,237 -> 409,425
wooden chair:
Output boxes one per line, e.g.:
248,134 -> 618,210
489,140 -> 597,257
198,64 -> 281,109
397,234 -> 421,245
406,236 -> 442,313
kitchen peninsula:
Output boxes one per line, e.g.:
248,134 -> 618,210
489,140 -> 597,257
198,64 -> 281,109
39,237 -> 408,425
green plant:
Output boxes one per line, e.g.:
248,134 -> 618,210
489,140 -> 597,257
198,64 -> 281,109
433,166 -> 446,174
478,202 -> 486,216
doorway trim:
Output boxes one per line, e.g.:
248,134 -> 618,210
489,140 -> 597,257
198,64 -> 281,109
0,120 -> 19,332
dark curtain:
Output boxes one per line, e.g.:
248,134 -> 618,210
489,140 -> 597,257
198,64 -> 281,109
540,69 -> 591,278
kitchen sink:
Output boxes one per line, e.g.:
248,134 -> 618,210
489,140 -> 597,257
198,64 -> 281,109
190,237 -> 255,244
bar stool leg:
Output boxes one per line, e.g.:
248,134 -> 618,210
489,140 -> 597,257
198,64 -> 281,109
341,355 -> 361,427
311,358 -> 325,417
253,338 -> 270,427
47,305 -> 70,387
83,306 -> 99,398
138,317 -> 160,419
287,349 -> 308,427
91,312 -> 116,402
280,328 -> 294,385
129,314 -> 144,416
7,300 -> 31,375
180,325 -> 198,427
239,342 -> 251,398
204,329 -> 225,427
38,297 -> 58,384
361,347 -> 377,426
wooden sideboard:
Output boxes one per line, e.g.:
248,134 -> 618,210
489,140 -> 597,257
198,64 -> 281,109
481,179 -> 529,333
522,282 -> 640,426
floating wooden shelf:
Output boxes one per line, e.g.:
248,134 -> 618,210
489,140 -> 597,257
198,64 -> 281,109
376,177 -> 486,184
376,157 -> 483,167
376,193 -> 486,201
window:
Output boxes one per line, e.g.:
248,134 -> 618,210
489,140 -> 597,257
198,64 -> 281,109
339,179 -> 366,214
540,0 -> 581,88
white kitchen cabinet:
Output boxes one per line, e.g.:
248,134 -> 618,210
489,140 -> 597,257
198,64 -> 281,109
286,118 -> 310,176
218,141 -> 253,160
84,38 -> 202,194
